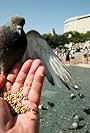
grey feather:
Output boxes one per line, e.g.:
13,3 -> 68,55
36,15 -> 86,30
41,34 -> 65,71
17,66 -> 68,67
23,30 -> 79,90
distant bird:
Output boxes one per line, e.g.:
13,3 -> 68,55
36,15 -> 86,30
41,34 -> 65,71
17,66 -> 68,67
48,102 -> 54,107
0,16 -> 79,91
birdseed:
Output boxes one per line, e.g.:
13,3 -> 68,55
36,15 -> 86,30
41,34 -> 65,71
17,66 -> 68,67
0,88 -> 30,115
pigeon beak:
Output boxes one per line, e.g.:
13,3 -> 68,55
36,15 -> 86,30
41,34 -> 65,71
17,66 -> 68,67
16,25 -> 22,36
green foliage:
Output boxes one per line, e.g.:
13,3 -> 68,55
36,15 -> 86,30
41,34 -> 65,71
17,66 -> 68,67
65,31 -> 86,43
84,31 -> 90,41
42,31 -> 90,49
42,33 -> 68,49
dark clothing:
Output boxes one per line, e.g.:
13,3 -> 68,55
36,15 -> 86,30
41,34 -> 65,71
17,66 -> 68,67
71,56 -> 75,59
65,50 -> 70,61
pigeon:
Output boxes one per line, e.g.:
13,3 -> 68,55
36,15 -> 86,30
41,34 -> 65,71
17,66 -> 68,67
0,16 -> 27,73
48,102 -> 54,107
0,16 -> 79,90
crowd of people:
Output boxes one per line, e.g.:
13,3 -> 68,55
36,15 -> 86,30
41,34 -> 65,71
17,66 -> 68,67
53,47 -> 76,65
63,48 -> 75,65
53,46 -> 90,65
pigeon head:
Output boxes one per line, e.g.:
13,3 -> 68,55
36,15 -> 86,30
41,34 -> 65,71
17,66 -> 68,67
9,16 -> 25,27
7,16 -> 25,36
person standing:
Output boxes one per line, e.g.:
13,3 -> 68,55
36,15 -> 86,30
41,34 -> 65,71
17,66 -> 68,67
64,48 -> 70,65
70,48 -> 75,64
82,47 -> 88,63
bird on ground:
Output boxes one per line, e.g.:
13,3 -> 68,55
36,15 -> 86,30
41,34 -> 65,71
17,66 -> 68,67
0,16 -> 79,91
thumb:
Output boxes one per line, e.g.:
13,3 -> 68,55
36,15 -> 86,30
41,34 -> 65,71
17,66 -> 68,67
0,97 -> 13,130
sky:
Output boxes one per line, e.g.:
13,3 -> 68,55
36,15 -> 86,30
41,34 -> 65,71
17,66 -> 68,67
0,0 -> 90,34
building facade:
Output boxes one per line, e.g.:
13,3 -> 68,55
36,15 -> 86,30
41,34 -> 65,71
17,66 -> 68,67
64,14 -> 90,33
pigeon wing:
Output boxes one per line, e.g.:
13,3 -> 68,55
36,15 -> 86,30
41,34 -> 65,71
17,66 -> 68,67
23,30 -> 79,90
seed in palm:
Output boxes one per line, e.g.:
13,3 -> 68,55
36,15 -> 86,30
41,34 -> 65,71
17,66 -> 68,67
0,88 -> 30,115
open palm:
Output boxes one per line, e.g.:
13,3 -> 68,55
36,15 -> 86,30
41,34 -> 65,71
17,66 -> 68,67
0,59 -> 45,133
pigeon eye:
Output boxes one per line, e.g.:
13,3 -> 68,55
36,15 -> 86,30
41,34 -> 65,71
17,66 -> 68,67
11,17 -> 16,24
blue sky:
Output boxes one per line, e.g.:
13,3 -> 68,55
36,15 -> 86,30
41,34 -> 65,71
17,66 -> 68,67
0,0 -> 90,34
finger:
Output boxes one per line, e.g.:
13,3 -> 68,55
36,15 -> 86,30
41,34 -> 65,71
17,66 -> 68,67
0,74 -> 6,89
5,63 -> 22,91
28,66 -> 45,105
23,59 -> 42,97
12,59 -> 33,93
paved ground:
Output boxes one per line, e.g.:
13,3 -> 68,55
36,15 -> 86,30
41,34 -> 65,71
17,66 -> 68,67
39,65 -> 90,133
73,63 -> 90,68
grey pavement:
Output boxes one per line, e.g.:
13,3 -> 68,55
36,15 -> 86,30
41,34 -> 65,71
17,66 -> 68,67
40,65 -> 90,133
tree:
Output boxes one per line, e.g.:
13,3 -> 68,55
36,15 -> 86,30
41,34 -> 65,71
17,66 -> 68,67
42,30 -> 90,49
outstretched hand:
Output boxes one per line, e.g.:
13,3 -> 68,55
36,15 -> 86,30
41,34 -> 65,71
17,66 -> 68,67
0,59 -> 45,133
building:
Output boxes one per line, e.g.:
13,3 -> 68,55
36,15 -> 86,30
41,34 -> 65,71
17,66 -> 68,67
64,14 -> 90,33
